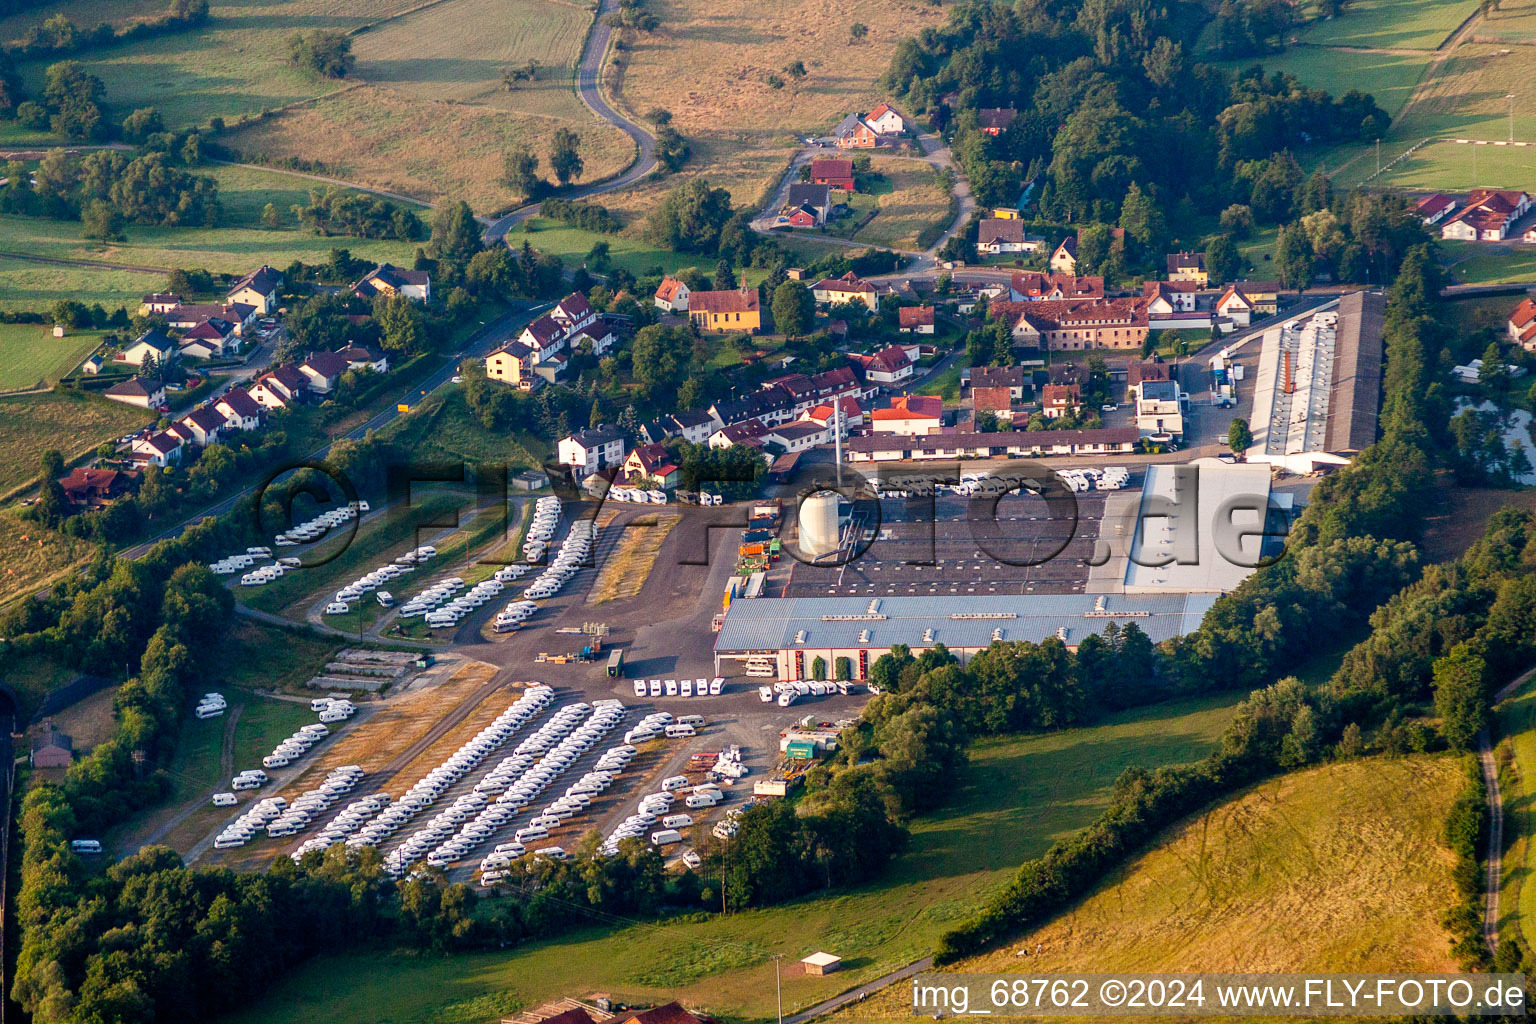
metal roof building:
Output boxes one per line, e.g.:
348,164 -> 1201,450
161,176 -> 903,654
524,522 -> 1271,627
713,592 -> 1217,680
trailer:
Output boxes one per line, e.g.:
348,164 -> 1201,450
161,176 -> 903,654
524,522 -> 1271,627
606,648 -> 625,677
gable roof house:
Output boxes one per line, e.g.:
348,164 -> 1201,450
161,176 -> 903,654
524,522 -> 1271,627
354,263 -> 432,302
249,365 -> 309,409
214,387 -> 266,432
964,365 -> 1031,402
622,442 -> 680,488
1011,271 -> 1104,302
783,183 -> 835,226
131,430 -> 183,467
654,276 -> 690,313
870,394 -> 941,435
59,467 -> 132,508
486,340 -> 538,389
166,302 -> 257,334
1510,298 -> 1536,350
335,344 -> 389,373
1049,235 -> 1078,274
709,418 -> 768,449
993,298 -> 1150,351
976,218 -> 1045,255
226,265 -> 283,314
103,375 -> 166,409
1142,280 -> 1198,316
117,328 -> 177,367
898,305 -> 935,334
1441,189 -> 1532,241
863,102 -> 906,135
177,317 -> 238,360
1165,250 -> 1208,286
978,107 -> 1018,135
800,394 -> 863,434
809,158 -> 856,191
557,424 -> 627,478
811,272 -> 880,311
1216,285 -> 1255,326
855,344 -> 913,386
139,292 -> 181,316
639,409 -> 719,446
299,350 -> 351,394
1415,193 -> 1458,225
519,313 -> 571,358
760,420 -> 828,453
550,291 -> 598,333
832,114 -> 879,149
688,289 -> 762,332
168,404 -> 226,447
31,727 -> 73,769
1041,383 -> 1082,419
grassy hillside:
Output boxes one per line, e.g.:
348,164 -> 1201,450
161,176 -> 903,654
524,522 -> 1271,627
1496,676 -> 1536,950
831,756 -> 1466,1023
218,692 -> 1245,1023
0,388 -> 152,494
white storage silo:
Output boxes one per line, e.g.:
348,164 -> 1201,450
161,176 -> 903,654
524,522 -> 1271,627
798,491 -> 841,560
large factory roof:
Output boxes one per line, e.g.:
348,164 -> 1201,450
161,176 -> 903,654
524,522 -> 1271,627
714,593 -> 1218,652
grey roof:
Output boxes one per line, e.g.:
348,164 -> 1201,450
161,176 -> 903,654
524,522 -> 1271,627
787,183 -> 833,208
1139,379 -> 1179,401
715,593 -> 1218,653
1325,290 -> 1385,454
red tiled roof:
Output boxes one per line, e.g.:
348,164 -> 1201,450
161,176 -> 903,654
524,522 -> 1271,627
1510,298 -> 1536,330
899,306 -> 935,327
216,388 -> 264,418
809,158 -> 853,179
655,277 -> 686,302
689,289 -> 759,314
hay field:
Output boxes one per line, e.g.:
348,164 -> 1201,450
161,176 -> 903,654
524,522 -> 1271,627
0,389 -> 152,495
224,85 -> 634,210
0,513 -> 94,603
834,756 -> 1465,1024
843,157 -> 950,250
1216,48 -> 1429,119
589,512 -> 678,603
1472,0 -> 1536,42
1293,0 -> 1481,50
0,325 -> 104,391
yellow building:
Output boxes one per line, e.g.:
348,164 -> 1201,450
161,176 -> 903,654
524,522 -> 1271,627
687,288 -> 762,332
485,341 -> 535,388
992,207 -> 1020,220
1165,251 -> 1208,287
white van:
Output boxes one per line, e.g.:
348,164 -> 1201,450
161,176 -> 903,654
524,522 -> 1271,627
515,825 -> 549,843
309,697 -> 333,712
665,723 -> 697,739
70,839 -> 102,854
262,754 -> 290,769
650,829 -> 682,846
195,704 -> 225,720
212,792 -> 237,807
685,792 -> 721,809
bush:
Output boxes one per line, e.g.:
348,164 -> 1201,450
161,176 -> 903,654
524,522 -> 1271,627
286,29 -> 353,78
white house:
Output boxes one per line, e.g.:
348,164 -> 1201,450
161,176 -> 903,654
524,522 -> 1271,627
214,388 -> 265,432
869,395 -> 941,435
355,264 -> 432,302
131,431 -> 182,467
760,421 -> 828,452
117,329 -> 177,368
557,424 -> 627,478
226,265 -> 283,315
168,405 -> 225,447
299,350 -> 351,395
863,102 -> 906,135
249,365 -> 308,409
1441,189 -> 1532,242
1134,379 -> 1184,438
811,272 -> 880,311
859,345 -> 913,386
1216,285 -> 1255,327
655,277 -> 690,313
103,376 -> 165,409
550,292 -> 598,334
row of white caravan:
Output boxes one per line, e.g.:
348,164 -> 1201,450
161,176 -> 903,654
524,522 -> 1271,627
623,710 -> 702,744
758,679 -> 861,706
327,550 -> 430,611
522,520 -> 595,601
215,765 -> 364,847
608,487 -> 668,504
195,691 -> 226,720
600,776 -> 723,856
401,577 -> 506,630
1059,466 -> 1129,492
292,686 -> 557,863
274,501 -> 369,547
493,599 -> 538,631
631,677 -> 725,699
523,496 -> 563,562
388,697 -> 628,877
260,721 -> 333,770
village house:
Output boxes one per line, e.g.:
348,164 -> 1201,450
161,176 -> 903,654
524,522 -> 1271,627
976,218 -> 1044,255
811,272 -> 879,311
1041,383 -> 1082,419
139,292 -> 181,315
214,388 -> 266,432
1126,360 -> 1171,396
1134,379 -> 1185,438
783,183 -> 835,226
760,420 -> 828,453
1216,285 -> 1256,326
854,344 -> 914,386
870,394 -> 941,435
993,298 -> 1150,351
832,114 -> 879,149
168,405 -> 225,448
551,292 -> 599,334
177,316 -> 239,360
638,410 -> 717,446
58,467 -> 132,509
978,108 -> 1017,135
103,375 -> 166,409
1049,236 -> 1078,274
688,289 -> 762,332
557,424 -> 627,478
1010,271 -> 1104,301
654,276 -> 690,313
864,102 -> 905,135
1510,298 -> 1536,350
131,431 -> 183,467
622,443 -> 680,488
844,426 -> 1139,462
299,350 -> 351,394
1166,251 -> 1208,286
354,263 -> 432,302
1441,189 -> 1532,241
31,727 -> 73,769
1230,281 -> 1279,315
226,265 -> 283,314
485,341 -> 537,389
1142,280 -> 1199,315
166,302 -> 257,335
898,306 -> 935,334
519,313 -> 570,360
964,365 -> 1031,402
799,395 -> 863,435
809,158 -> 855,191
117,328 -> 177,368
972,384 -> 1018,423
249,364 -> 309,409
1415,194 -> 1458,226
336,344 -> 389,374
709,419 -> 768,449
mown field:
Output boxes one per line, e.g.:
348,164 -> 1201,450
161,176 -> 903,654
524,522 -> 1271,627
1441,239 -> 1536,285
831,756 -> 1466,1024
1496,676 -> 1536,950
222,692 -> 1246,1023
0,325 -> 105,391
1292,0 -> 1480,49
835,157 -> 950,250
0,388 -> 152,494
1216,47 -> 1430,120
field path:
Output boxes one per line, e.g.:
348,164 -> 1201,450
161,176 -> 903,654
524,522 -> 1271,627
125,704 -> 244,855
1482,667 -> 1536,954
481,0 -> 656,242
0,250 -> 168,274
782,956 -> 935,1024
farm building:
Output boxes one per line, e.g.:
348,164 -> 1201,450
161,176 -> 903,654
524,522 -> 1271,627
31,727 -> 73,768
712,593 -> 1217,681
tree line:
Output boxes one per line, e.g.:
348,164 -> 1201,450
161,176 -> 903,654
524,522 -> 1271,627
1,0 -> 208,61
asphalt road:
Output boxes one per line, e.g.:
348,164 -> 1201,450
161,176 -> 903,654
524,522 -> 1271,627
480,0 -> 657,243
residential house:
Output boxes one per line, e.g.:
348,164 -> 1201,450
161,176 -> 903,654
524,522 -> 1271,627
832,113 -> 879,149
568,324 -> 618,357
993,298 -> 1150,351
811,272 -> 879,311
168,405 -> 225,447
978,108 -> 1017,135
709,419 -> 768,449
1216,285 -> 1256,326
249,365 -> 309,409
226,265 -> 283,314
485,341 -> 537,389
870,394 -> 941,435
761,420 -> 828,452
809,158 -> 855,190
299,350 -> 351,394
1041,383 -> 1081,419
1509,298 -> 1536,350
354,263 -> 432,302
103,375 -> 166,409
1441,189 -> 1532,241
1010,271 -> 1104,301
622,443 -> 680,488
856,344 -> 913,386
1165,251 -> 1208,286
688,289 -> 762,332
58,467 -> 132,509
1134,379 -> 1184,437
519,314 -> 570,360
977,218 -> 1044,255
336,344 -> 389,374
214,388 -> 266,432
608,1002 -> 706,1024
972,385 -> 1019,422
639,410 -> 718,445
1126,360 -> 1170,395
1049,236 -> 1078,274
898,306 -> 935,334
710,390 -> 794,430
1415,194 -> 1458,226
31,728 -> 73,769
1141,280 -> 1198,315
1230,281 -> 1279,315
178,317 -> 238,359
550,292 -> 598,334
117,328 -> 177,368
784,204 -> 819,228
654,276 -> 690,313
166,302 -> 257,334
964,365 -> 1031,402
557,424 -> 627,478
863,102 -> 906,135
784,183 -> 835,225
799,395 -> 863,435
131,431 -> 183,467
533,349 -> 570,384
139,292 -> 181,315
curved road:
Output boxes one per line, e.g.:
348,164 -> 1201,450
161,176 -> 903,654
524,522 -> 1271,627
481,0 -> 657,243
